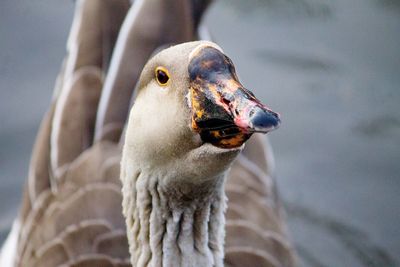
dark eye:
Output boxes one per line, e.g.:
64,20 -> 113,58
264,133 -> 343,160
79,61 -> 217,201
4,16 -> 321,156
155,67 -> 170,86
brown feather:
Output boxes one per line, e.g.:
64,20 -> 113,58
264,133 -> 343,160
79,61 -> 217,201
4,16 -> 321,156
93,230 -> 130,259
224,134 -> 296,266
65,0 -> 130,74
51,67 -> 103,178
225,247 -> 280,267
33,242 -> 69,267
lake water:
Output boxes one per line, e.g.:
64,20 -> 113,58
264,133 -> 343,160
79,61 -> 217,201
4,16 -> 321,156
1,0 -> 399,266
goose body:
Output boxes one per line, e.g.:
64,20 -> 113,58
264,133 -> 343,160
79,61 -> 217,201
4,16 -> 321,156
0,1 -> 295,266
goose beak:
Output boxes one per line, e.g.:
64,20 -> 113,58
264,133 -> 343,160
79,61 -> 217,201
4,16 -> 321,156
189,46 -> 280,149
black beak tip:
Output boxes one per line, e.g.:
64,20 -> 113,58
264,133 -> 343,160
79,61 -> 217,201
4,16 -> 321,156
250,107 -> 281,133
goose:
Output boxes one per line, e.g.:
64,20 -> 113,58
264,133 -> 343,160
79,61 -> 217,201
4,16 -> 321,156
119,41 -> 295,267
0,1 -> 296,267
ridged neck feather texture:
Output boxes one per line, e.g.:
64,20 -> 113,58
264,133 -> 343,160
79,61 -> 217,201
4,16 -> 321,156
121,158 -> 227,267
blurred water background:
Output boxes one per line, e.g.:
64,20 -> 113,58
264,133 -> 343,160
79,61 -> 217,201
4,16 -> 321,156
0,0 -> 399,266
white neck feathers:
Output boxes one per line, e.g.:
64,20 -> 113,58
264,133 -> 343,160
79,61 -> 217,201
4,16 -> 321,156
121,162 -> 226,267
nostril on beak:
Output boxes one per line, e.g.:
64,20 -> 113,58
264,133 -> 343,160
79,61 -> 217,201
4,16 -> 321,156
249,106 -> 281,132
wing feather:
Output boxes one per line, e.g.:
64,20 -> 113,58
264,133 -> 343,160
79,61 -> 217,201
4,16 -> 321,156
225,134 -> 296,266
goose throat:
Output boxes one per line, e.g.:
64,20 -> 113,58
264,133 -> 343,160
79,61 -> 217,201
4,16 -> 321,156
121,168 -> 226,267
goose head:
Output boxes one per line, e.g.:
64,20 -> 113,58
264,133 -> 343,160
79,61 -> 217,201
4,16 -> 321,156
124,41 -> 280,185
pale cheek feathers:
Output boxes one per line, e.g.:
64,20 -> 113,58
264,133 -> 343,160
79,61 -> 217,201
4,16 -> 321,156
126,87 -> 193,164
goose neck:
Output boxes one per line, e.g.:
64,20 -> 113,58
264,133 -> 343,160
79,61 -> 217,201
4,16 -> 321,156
121,168 -> 226,267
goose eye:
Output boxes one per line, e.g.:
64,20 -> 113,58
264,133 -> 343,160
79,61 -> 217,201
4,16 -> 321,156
155,67 -> 170,86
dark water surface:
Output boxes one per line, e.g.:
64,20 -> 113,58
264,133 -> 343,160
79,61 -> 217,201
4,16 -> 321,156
1,0 -> 399,266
